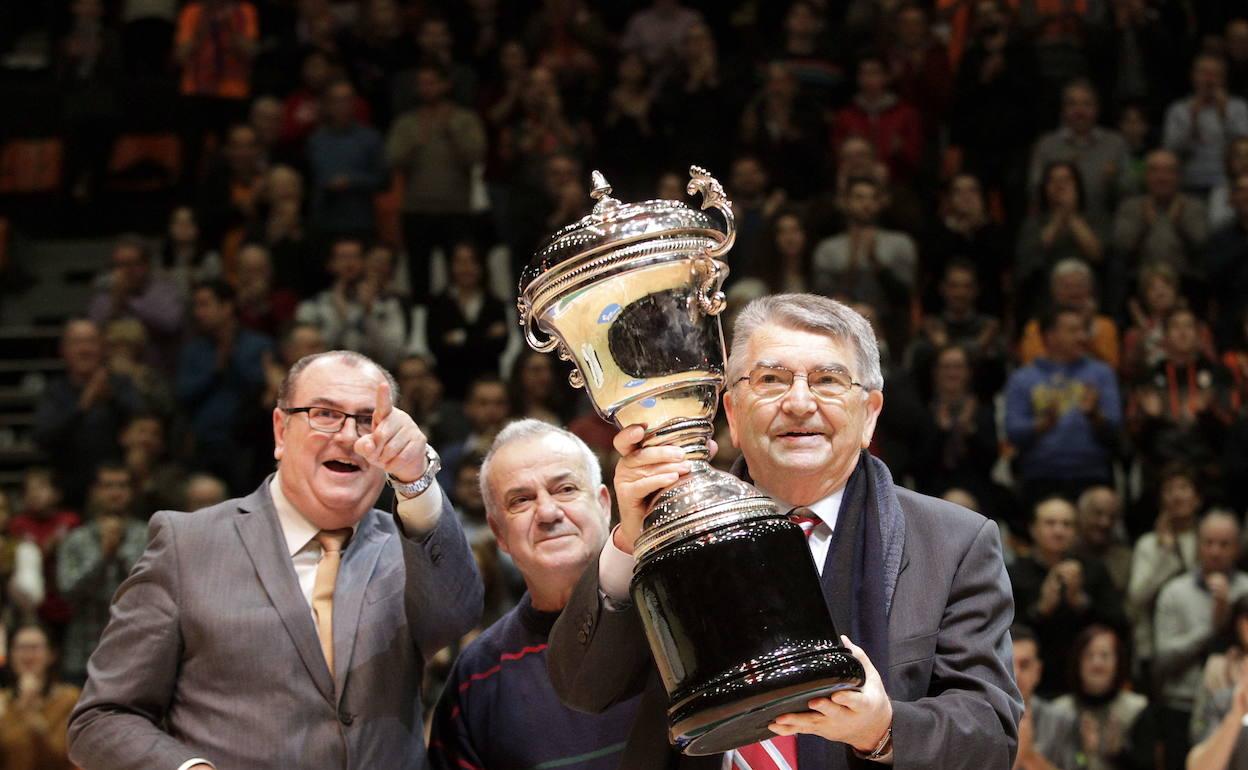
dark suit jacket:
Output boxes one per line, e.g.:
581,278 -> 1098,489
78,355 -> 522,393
68,477 -> 482,770
547,483 -> 1022,770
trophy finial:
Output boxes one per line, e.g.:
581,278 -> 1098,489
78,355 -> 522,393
589,170 -> 621,214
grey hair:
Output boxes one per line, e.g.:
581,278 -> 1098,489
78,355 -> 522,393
1051,258 -> 1093,283
276,350 -> 399,409
727,294 -> 884,392
479,418 -> 604,525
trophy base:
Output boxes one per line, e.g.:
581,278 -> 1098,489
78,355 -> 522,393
670,650 -> 865,755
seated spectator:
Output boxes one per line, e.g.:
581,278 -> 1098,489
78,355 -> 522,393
924,172 -> 1009,316
769,1 -> 844,105
912,345 -> 1000,511
508,348 -> 578,427
831,53 -> 924,185
33,319 -> 144,508
757,209 -> 811,294
437,376 -> 512,492
233,243 -> 298,338
428,420 -> 638,770
1126,465 -> 1202,683
182,473 -> 228,510
620,0 -> 703,71
118,413 -> 185,518
196,123 -> 266,250
176,280 -> 272,493
56,464 -> 147,683
0,492 -> 43,629
811,176 -> 918,328
1155,511 -> 1248,769
1208,173 -> 1248,348
0,624 -> 80,770
1016,162 -> 1106,308
908,260 -> 1006,397
395,354 -> 468,450
1028,79 -> 1133,224
1005,305 -> 1122,505
887,3 -> 951,143
724,155 -> 787,281
1122,263 -> 1214,382
738,62 -> 826,200
294,237 -> 407,371
1163,52 -> 1248,195
7,469 -> 80,644
1049,624 -> 1155,770
426,242 -> 509,401
1188,595 -> 1248,770
654,21 -> 738,180
1208,137 -> 1248,230
86,235 -> 185,374
307,79 -> 384,238
1009,496 -> 1126,696
246,165 -> 319,298
1127,307 -> 1233,498
279,49 -> 342,154
260,321 -> 326,410
103,318 -> 177,417
1117,102 -> 1150,194
1019,258 -> 1120,371
1074,486 -> 1132,594
1113,148 -> 1208,280
599,52 -> 662,200
1012,623 -> 1078,770
159,205 -> 221,298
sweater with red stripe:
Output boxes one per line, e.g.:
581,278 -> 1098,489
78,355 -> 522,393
429,593 -> 640,770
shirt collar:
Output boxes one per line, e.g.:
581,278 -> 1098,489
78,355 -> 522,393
772,487 -> 844,529
270,472 -> 359,556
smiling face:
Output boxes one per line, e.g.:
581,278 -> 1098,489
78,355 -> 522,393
10,626 -> 54,680
486,433 -> 611,599
273,356 -> 390,530
723,323 -> 882,505
1079,630 -> 1118,697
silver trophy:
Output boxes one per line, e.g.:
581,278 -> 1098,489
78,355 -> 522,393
518,167 -> 863,754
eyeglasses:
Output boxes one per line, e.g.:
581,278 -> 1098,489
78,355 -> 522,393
282,406 -> 374,434
733,365 -> 864,402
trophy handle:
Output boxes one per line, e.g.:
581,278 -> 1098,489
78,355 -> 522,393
686,166 -> 736,258
516,297 -> 560,353
691,255 -> 726,316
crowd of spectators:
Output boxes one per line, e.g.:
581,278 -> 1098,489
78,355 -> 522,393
5,1 -> 1248,768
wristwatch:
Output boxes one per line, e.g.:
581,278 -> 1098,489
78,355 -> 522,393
387,444 -> 441,498
860,726 -> 893,762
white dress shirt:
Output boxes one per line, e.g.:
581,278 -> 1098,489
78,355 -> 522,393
176,471 -> 444,770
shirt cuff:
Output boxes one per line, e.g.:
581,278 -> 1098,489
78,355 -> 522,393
177,760 -> 214,770
598,526 -> 636,606
395,481 -> 443,536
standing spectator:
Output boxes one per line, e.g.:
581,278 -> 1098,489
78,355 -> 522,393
246,165 -> 318,298
1018,259 -> 1120,371
1028,79 -> 1133,224
8,469 -> 80,645
507,349 -> 577,427
278,49 -> 355,154
1188,595 -> 1248,770
1074,486 -> 1132,594
57,0 -> 124,204
599,53 -> 660,200
655,21 -> 738,180
395,354 -> 468,450
56,464 -> 147,684
757,210 -> 812,293
924,172 -> 1010,316
1012,624 -> 1077,770
0,493 -> 43,630
1009,496 -> 1127,697
887,3 -> 952,144
1113,148 -> 1208,279
0,624 -> 81,770
117,414 -> 186,518
306,79 -> 384,239
196,123 -> 266,250
174,0 -> 259,184
86,236 -> 185,374
437,376 -> 511,492
33,320 -> 143,508
1121,263 -> 1213,382
1015,162 -> 1106,307
619,0 -> 703,73
1126,465 -> 1202,681
1163,53 -> 1248,195
723,155 -> 785,281
908,260 -> 1006,398
120,0 -> 177,77
393,16 -> 479,110
233,243 -> 297,338
1207,137 -> 1248,230
102,318 -> 177,419
294,237 -> 407,370
159,206 -> 221,299
341,0 -> 407,128
1208,172 -> 1248,347
1049,625 -> 1155,770
426,242 -> 509,401
176,280 -> 272,493
769,1 -> 844,105
738,62 -> 826,201
1155,511 -> 1248,770
386,62 -> 487,302
831,54 -> 924,185
1005,305 -> 1123,504
1098,0 -> 1182,117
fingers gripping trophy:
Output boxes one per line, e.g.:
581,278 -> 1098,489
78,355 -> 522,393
517,166 -> 865,754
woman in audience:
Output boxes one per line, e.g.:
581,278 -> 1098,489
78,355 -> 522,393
1016,161 -> 1106,315
160,205 -> 221,296
507,348 -> 577,427
758,209 -> 811,293
1189,596 -> 1248,770
1122,263 -> 1214,381
1050,624 -> 1155,770
0,624 -> 79,770
913,345 -> 999,508
426,241 -> 509,400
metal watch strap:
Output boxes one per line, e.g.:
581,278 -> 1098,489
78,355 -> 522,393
863,726 -> 893,761
387,444 -> 440,498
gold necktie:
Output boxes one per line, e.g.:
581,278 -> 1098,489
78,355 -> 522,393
311,528 -> 352,676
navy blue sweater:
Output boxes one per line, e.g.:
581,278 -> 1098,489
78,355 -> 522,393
429,594 -> 640,770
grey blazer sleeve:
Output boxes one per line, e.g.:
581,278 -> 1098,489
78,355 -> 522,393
546,549 -> 654,714
398,493 -> 484,658
67,511 -> 200,770
890,519 -> 1023,770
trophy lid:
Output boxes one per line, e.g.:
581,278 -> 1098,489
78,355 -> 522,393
519,167 -> 733,294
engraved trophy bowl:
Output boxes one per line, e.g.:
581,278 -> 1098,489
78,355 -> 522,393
518,167 -> 864,755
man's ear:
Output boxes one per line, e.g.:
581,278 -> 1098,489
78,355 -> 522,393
487,512 -> 510,556
859,389 -> 884,448
722,389 -> 742,449
272,407 -> 286,461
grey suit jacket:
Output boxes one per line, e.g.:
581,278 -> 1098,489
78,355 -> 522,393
68,478 -> 483,770
547,484 -> 1022,770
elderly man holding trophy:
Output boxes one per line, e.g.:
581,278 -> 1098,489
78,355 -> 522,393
518,167 -> 1022,769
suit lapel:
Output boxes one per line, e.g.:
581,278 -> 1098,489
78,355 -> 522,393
234,484 -> 335,704
332,511 -> 389,702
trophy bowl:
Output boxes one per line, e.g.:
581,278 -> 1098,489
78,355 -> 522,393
518,167 -> 864,754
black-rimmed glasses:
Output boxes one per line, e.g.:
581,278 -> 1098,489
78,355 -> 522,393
282,406 -> 375,434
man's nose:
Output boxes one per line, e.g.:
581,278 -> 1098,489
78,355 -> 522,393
534,492 -> 564,524
780,376 -> 818,414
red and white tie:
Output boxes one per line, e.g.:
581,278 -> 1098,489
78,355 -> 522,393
789,507 -> 822,539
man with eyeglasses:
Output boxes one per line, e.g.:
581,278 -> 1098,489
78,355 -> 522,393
548,293 -> 1022,769
68,350 -> 482,770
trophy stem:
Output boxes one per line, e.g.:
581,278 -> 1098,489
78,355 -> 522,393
639,416 -> 714,462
